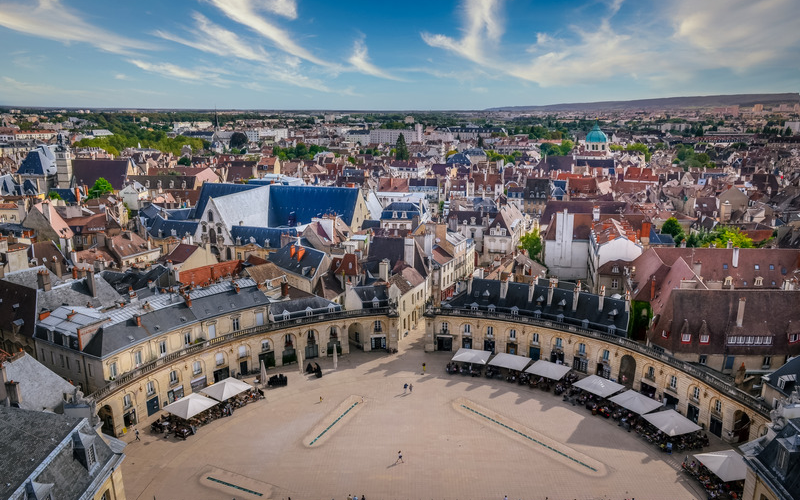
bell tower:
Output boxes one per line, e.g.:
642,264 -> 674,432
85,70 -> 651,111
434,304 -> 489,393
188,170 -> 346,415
55,132 -> 73,189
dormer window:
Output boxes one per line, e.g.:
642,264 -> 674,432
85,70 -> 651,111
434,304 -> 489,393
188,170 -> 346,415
755,277 -> 763,286
724,276 -> 732,286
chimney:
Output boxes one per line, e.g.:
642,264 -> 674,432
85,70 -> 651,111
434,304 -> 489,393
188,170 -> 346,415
234,283 -> 240,294
572,281 -> 580,312
5,380 -> 21,407
86,269 -> 96,298
53,256 -> 63,278
592,205 -> 600,222
72,266 -> 78,280
281,280 -> 289,298
547,278 -> 555,306
650,275 -> 656,301
692,261 -> 702,277
37,269 -> 52,291
640,220 -> 651,240
624,290 -> 631,313
379,258 -> 389,282
726,239 -> 733,249
500,276 -> 509,300
732,246 -> 740,268
184,295 -> 192,307
598,285 -> 606,312
528,280 -> 536,302
135,315 -> 142,327
680,239 -> 687,248
736,297 -> 746,327
467,275 -> 473,295
404,236 -> 415,267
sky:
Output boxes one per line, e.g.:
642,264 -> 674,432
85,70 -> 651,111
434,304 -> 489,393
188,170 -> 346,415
0,0 -> 798,110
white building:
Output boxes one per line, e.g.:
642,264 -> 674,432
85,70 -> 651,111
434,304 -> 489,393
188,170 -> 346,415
587,218 -> 644,293
369,124 -> 423,145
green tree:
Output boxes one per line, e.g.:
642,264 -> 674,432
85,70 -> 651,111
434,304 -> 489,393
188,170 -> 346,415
229,132 -> 248,150
177,156 -> 191,166
47,191 -> 62,200
395,133 -> 410,161
702,227 -> 754,249
518,228 -> 543,264
477,136 -> 485,149
660,218 -> 683,239
88,177 -> 114,199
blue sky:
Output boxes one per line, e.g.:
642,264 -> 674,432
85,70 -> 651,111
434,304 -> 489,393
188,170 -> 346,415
0,0 -> 798,110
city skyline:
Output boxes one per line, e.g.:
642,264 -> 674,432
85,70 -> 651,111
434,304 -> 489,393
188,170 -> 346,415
0,0 -> 799,109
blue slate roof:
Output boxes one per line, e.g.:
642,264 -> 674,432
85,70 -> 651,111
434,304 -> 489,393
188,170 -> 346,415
649,228 -> 676,246
0,175 -> 22,196
381,202 -> 421,220
49,188 -> 78,203
192,182 -> 261,218
148,215 -> 199,239
447,153 -> 471,166
18,146 -> 57,176
268,185 -> 359,226
163,207 -> 193,220
268,242 -> 326,278
230,226 -> 297,249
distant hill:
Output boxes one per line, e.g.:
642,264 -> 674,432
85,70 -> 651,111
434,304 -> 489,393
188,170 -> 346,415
487,93 -> 800,112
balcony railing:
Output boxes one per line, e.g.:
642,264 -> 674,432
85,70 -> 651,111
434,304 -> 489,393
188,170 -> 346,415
431,307 -> 772,416
89,308 -> 389,402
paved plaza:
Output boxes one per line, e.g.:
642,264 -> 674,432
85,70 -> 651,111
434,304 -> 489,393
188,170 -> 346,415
120,331 -> 729,500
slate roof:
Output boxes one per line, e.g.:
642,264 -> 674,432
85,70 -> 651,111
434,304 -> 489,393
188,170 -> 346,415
2,353 -> 76,412
101,264 -> 172,294
350,284 -> 390,307
192,182 -> 261,218
269,294 -> 340,320
209,185 -> 271,227
230,226 -> 297,249
445,278 -> 629,334
18,146 -> 57,176
381,202 -> 421,220
268,242 -> 326,280
742,417 -> 800,500
268,185 -> 360,227
148,215 -> 198,239
762,356 -> 800,396
72,158 -> 132,190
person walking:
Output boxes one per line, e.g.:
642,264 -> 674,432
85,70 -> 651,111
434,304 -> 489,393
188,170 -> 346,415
319,396 -> 323,403
403,383 -> 408,394
396,450 -> 404,464
422,362 -> 426,374
134,429 -> 140,441
409,383 -> 413,393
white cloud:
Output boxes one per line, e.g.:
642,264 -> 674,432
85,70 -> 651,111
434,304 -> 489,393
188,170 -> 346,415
205,0 -> 333,68
255,0 -> 297,19
347,38 -> 404,81
0,0 -> 154,55
128,59 -> 232,87
421,0 -> 504,65
114,73 -> 129,80
671,0 -> 800,69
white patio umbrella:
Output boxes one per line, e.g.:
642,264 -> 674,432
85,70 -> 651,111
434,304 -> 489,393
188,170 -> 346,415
609,390 -> 663,415
572,374 -> 625,398
451,348 -> 491,365
644,409 -> 702,437
488,353 -> 532,371
525,360 -> 572,381
200,377 -> 253,402
260,359 -> 268,388
333,341 -> 338,370
693,449 -> 747,482
163,393 -> 218,419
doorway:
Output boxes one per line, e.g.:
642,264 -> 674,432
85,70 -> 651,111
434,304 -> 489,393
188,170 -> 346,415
437,336 -> 453,351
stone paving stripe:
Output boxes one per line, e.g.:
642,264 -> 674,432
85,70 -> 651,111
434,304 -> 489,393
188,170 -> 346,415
309,401 -> 359,446
207,476 -> 264,496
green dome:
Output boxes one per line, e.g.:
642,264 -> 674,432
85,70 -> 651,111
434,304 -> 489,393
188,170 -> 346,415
586,123 -> 608,143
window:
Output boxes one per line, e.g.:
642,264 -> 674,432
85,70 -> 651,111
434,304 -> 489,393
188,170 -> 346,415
60,354 -> 65,367
441,322 -> 449,333
724,276 -> 732,286
681,332 -> 691,343
158,340 -> 167,357
646,366 -> 655,380
509,329 -> 516,340
769,264 -> 775,270
256,312 -> 264,326
555,338 -> 563,349
700,333 -> 709,344
754,264 -> 760,270
776,446 -> 789,471
207,210 -> 214,222
692,387 -> 700,400
215,353 -> 224,366
146,381 -> 155,396
602,349 -> 610,361
87,444 -> 96,468
232,317 -> 240,331
261,340 -> 271,351
755,277 -> 763,286
669,375 -> 678,390
661,330 -> 669,339
486,326 -> 494,337
169,370 -> 179,385
763,356 -> 771,368
464,324 -> 471,335
284,334 -> 293,346
123,393 -> 132,409
374,320 -> 382,332
208,324 -> 216,339
134,350 -> 143,365
184,332 -> 192,346
190,361 -> 201,375
238,346 -> 247,358
76,361 -> 81,374
109,362 -> 118,379
578,343 -> 586,355
714,399 -> 722,413
611,279 -> 619,289
699,355 -> 707,365
531,333 -> 539,344
790,333 -> 799,343
723,263 -> 728,269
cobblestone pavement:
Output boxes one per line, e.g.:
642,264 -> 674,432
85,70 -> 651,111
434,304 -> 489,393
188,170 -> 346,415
120,328 -> 728,500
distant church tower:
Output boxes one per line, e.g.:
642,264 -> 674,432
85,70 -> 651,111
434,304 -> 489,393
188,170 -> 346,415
55,133 -> 73,189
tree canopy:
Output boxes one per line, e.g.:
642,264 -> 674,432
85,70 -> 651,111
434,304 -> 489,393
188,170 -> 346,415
229,132 -> 248,150
177,156 -> 192,166
88,177 -> 114,199
660,217 -> 684,243
701,227 -> 754,249
395,133 -> 410,161
518,228 -> 543,264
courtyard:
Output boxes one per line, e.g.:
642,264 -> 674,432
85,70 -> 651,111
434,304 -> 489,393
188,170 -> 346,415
119,331 -> 727,500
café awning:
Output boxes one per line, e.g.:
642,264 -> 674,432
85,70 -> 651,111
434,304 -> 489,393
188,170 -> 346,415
609,390 -> 663,415
488,353 -> 532,371
524,360 -> 572,381
200,377 -> 253,402
572,374 -> 625,398
163,393 -> 218,420
694,450 -> 747,482
451,348 -> 491,365
644,409 -> 702,437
